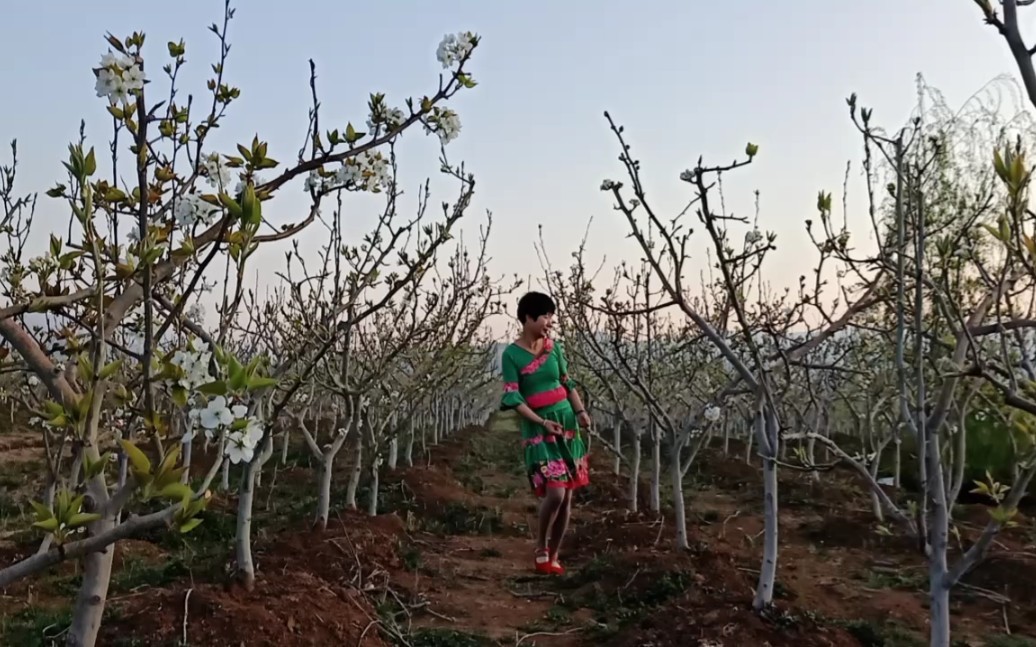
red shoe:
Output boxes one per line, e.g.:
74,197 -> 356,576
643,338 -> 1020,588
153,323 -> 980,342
534,550 -> 553,575
549,558 -> 565,576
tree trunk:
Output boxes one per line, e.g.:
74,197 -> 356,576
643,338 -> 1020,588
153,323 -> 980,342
65,514 -> 116,646
367,459 -> 381,516
387,437 -> 398,470
650,424 -> 661,513
315,456 -> 334,530
405,418 -> 415,467
613,422 -> 622,476
345,434 -> 363,510
234,434 -> 274,591
629,432 -> 641,513
181,437 -> 193,485
753,409 -> 779,611
670,444 -> 688,549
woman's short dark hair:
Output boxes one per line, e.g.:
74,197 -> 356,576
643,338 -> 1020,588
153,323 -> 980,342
516,291 -> 556,323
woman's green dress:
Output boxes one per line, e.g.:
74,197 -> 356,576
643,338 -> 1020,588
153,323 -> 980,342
499,338 -> 590,497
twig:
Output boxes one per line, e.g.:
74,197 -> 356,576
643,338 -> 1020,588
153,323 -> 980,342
652,516 -> 666,547
958,582 -> 1011,605
515,626 -> 585,645
507,588 -> 561,600
182,588 -> 193,646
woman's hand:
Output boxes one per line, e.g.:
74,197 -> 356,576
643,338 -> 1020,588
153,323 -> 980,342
542,420 -> 564,436
577,411 -> 592,430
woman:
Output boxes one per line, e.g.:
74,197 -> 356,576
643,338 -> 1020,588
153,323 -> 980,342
499,291 -> 591,575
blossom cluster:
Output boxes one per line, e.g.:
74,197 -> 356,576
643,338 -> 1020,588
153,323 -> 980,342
424,107 -> 462,145
192,395 -> 264,464
172,347 -> 265,464
367,104 -> 406,134
94,52 -> 146,104
200,153 -> 232,189
174,192 -> 221,228
304,151 -> 392,194
436,32 -> 477,69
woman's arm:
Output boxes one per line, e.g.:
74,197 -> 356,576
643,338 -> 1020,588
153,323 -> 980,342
567,387 -> 587,415
515,402 -> 548,426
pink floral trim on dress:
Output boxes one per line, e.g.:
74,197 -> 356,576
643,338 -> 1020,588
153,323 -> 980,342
529,455 -> 592,497
503,382 -> 519,393
519,338 -> 554,376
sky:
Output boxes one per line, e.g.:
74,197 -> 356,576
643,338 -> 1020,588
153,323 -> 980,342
1,0 -> 1034,338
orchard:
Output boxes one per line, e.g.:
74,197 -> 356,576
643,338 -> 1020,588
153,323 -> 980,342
1,2 -> 1036,646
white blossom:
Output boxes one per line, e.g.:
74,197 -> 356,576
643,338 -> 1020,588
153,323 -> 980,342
173,348 -> 213,391
225,416 -> 265,464
186,302 -> 205,322
199,396 -> 234,430
436,31 -> 477,69
174,192 -> 220,228
201,153 -> 232,189
367,105 -> 406,133
703,405 -> 721,423
308,152 -> 391,193
426,108 -> 461,144
94,52 -> 145,104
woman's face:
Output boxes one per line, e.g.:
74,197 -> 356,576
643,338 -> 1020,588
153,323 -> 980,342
526,312 -> 554,338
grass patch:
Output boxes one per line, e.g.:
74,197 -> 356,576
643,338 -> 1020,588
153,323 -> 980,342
864,568 -> 926,591
110,555 -> 190,594
423,501 -> 504,536
837,618 -> 925,647
0,606 -> 71,647
409,627 -> 493,647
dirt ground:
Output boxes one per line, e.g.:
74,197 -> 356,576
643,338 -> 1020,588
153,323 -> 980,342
0,419 -> 1034,646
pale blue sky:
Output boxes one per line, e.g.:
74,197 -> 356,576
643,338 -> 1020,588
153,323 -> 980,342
1,1 -> 1032,332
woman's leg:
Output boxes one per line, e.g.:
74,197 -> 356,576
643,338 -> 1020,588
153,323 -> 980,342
548,489 -> 574,561
536,487 -> 566,551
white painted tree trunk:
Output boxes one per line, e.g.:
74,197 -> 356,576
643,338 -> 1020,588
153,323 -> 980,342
234,433 -> 274,590
367,457 -> 382,516
387,437 -> 398,470
404,417 -> 415,467
628,432 -> 641,513
752,407 -> 780,611
315,456 -> 335,530
65,512 -> 116,646
613,422 -> 622,476
345,433 -> 363,510
650,424 -> 661,513
670,444 -> 688,549
181,436 -> 193,485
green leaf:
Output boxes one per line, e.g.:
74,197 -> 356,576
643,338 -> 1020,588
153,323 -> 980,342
247,376 -> 278,391
171,386 -> 189,407
67,512 -> 101,528
179,518 -> 203,534
156,444 -> 181,478
83,148 -> 97,177
77,354 -> 94,383
344,122 -> 366,144
157,482 -> 193,502
29,500 -> 53,522
33,518 -> 60,532
98,359 -> 124,380
119,439 -> 152,477
196,380 -> 228,396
